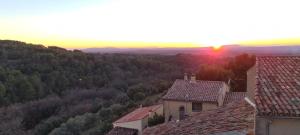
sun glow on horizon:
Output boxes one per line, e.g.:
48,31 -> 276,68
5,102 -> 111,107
212,45 -> 222,50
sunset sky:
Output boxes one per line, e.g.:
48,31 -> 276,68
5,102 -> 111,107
1,0 -> 300,49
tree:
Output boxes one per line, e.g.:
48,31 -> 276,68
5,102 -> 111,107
196,64 -> 232,81
0,82 -> 6,105
22,97 -> 62,129
34,116 -> 65,135
227,54 -> 255,91
127,84 -> 146,101
110,104 -> 125,116
49,113 -> 98,135
29,74 -> 44,98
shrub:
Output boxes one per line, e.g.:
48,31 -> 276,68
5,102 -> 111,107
148,113 -> 164,127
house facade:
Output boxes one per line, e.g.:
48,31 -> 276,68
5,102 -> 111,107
143,100 -> 255,135
246,56 -> 300,135
162,74 -> 245,121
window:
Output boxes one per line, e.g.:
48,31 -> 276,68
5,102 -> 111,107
192,102 -> 202,112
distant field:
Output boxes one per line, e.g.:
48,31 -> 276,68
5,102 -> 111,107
82,45 -> 300,56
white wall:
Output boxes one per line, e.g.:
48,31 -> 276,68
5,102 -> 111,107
256,117 -> 300,135
246,65 -> 256,103
164,100 -> 218,121
269,118 -> 300,135
114,120 -> 143,135
218,83 -> 230,106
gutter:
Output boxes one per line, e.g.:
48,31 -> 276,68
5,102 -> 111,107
256,115 -> 300,119
162,98 -> 218,104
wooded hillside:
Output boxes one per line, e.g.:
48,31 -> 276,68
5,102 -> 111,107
0,40 -> 255,135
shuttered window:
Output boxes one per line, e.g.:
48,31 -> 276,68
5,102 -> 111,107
192,102 -> 202,112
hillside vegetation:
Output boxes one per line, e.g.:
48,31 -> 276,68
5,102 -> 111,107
0,40 -> 255,135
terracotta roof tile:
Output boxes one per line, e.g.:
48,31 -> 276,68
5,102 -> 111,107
143,100 -> 254,135
114,104 -> 162,123
224,92 -> 246,105
106,127 -> 138,135
163,79 -> 224,102
255,56 -> 300,117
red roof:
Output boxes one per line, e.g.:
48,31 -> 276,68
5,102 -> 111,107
255,56 -> 300,117
114,104 -> 162,123
162,79 -> 224,102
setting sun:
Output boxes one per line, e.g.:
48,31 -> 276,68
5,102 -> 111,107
212,45 -> 222,50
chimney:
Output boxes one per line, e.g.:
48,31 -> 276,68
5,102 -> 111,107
190,73 -> 196,83
184,73 -> 188,81
227,78 -> 231,85
148,110 -> 152,117
227,78 -> 231,92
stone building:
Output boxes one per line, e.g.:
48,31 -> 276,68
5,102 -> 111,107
162,74 -> 245,121
108,104 -> 163,135
246,56 -> 300,135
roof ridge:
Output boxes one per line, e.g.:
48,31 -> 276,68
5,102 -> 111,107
114,104 -> 162,123
163,79 -> 225,102
176,79 -> 225,83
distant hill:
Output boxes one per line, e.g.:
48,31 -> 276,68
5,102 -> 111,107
225,45 -> 300,56
82,45 -> 300,56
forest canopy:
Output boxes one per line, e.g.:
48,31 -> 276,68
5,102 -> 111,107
0,40 -> 255,135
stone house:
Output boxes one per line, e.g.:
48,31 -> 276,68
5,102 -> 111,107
108,104 -> 163,135
162,74 -> 245,121
246,56 -> 300,135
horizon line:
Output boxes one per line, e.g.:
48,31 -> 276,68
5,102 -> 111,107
1,38 -> 300,50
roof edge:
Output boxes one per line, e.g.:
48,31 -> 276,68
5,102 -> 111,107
163,98 -> 218,103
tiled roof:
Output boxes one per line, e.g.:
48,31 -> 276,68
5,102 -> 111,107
255,56 -> 300,117
143,100 -> 254,135
224,92 -> 246,105
106,127 -> 138,135
162,79 -> 224,102
114,104 -> 162,123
